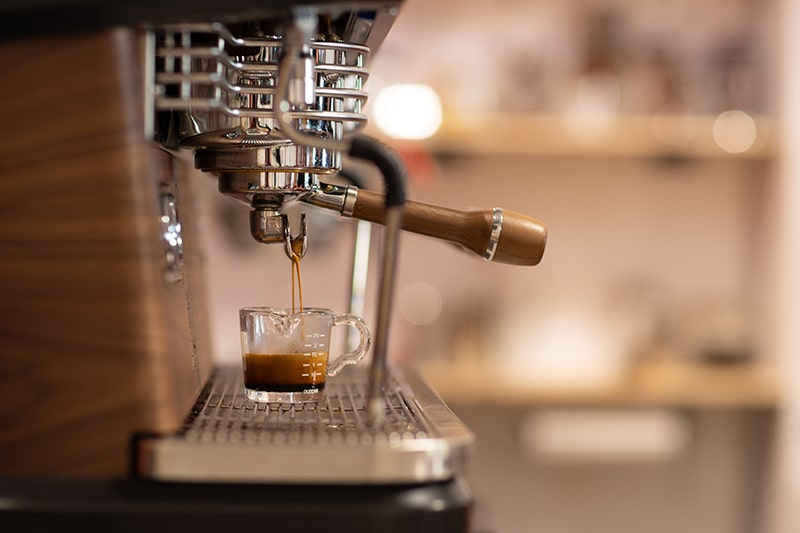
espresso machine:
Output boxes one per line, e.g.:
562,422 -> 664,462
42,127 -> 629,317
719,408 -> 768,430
0,1 -> 546,531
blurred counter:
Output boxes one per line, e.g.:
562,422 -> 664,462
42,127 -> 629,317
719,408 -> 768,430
419,354 -> 780,409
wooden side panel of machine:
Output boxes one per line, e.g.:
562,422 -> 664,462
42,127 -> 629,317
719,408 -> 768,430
0,29 -> 213,477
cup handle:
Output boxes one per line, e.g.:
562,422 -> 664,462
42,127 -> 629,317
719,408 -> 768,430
327,314 -> 371,376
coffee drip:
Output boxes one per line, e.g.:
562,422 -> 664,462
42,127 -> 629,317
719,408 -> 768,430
290,238 -> 305,314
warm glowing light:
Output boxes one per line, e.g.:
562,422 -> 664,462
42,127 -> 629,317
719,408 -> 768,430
713,109 -> 758,154
372,84 -> 443,140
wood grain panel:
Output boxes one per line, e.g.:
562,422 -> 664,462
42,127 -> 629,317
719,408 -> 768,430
0,29 -> 213,477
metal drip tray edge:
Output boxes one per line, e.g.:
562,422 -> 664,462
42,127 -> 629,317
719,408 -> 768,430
135,364 -> 474,485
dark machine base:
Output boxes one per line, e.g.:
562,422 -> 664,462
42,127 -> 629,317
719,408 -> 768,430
0,477 -> 473,533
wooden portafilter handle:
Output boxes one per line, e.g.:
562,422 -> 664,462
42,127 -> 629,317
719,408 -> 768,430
350,189 -> 547,266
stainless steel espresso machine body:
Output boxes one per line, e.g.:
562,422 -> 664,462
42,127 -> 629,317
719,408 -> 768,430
0,1 -> 546,531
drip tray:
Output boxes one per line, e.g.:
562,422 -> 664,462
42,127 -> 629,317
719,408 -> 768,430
135,365 -> 474,485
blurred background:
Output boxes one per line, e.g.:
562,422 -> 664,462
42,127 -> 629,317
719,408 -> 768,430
192,0 -> 800,531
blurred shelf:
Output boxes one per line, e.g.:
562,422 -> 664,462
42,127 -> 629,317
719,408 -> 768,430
418,356 -> 780,409
418,112 -> 774,160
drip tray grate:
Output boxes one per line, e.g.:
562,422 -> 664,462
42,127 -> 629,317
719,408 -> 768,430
137,365 -> 474,485
185,366 -> 428,444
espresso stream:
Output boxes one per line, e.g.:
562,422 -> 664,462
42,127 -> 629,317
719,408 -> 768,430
291,238 -> 304,313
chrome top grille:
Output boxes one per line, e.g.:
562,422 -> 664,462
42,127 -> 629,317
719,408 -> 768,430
153,22 -> 369,127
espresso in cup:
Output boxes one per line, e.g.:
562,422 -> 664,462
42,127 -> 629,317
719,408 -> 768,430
240,307 -> 370,402
243,351 -> 328,393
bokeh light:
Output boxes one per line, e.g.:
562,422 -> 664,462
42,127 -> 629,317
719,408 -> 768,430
372,84 -> 443,140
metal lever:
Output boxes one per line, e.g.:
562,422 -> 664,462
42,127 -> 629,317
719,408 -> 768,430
302,186 -> 548,266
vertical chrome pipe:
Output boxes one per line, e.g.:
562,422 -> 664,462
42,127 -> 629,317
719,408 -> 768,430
346,219 -> 372,352
367,206 -> 403,423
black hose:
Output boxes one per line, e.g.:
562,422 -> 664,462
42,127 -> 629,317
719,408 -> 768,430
348,135 -> 407,207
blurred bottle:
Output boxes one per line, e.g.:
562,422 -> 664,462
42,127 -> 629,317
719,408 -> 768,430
564,8 -> 624,132
707,34 -> 762,113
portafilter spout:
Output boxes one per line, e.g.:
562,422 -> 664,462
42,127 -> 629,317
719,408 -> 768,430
247,198 -> 308,261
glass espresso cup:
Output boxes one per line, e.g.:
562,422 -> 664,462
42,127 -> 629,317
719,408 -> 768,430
239,307 -> 371,402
